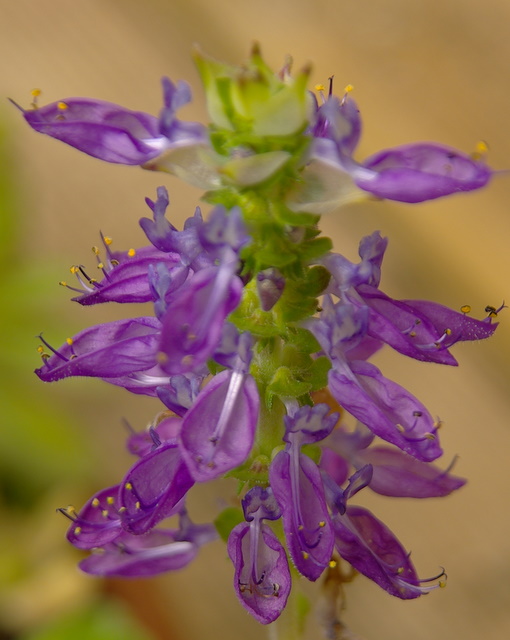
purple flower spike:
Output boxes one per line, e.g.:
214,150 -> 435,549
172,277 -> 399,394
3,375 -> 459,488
332,505 -> 444,598
355,143 -> 492,203
119,442 -> 194,534
158,259 -> 243,375
59,485 -> 123,550
179,366 -> 259,481
22,98 -> 167,164
35,317 -> 161,382
228,487 -> 290,625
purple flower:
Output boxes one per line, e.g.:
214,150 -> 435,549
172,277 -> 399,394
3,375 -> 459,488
35,317 -> 161,382
328,359 -> 441,462
269,404 -> 337,581
158,257 -> 243,375
332,505 -> 445,598
322,422 -> 466,499
64,238 -> 187,306
79,509 -> 217,577
228,486 -> 291,624
355,143 -> 492,203
324,231 -> 498,365
178,339 -> 259,481
22,97 -> 167,165
119,442 -> 194,535
289,92 -> 493,212
18,78 -> 208,168
306,299 -> 442,461
59,485 -> 123,549
140,187 -> 209,269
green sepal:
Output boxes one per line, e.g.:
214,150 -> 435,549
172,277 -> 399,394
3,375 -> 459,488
286,327 -> 322,354
223,454 -> 271,484
300,236 -> 333,261
229,288 -> 284,337
267,365 -> 312,398
214,506 -> 244,543
308,355 -> 332,391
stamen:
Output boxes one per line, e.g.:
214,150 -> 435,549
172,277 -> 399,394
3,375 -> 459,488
30,88 -> 42,109
56,101 -> 68,121
460,304 -> 471,314
471,140 -> 489,161
37,334 -> 69,362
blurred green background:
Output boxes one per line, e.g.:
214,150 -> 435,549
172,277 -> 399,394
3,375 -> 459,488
1,1 -> 510,639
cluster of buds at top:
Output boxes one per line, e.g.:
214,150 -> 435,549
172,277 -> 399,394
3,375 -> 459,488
20,46 -> 500,627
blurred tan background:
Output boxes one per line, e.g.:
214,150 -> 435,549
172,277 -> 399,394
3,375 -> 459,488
1,1 -> 510,639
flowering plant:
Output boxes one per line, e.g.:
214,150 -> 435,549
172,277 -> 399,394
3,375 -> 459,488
17,45 -> 501,637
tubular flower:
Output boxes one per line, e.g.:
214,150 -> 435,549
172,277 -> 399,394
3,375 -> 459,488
228,486 -> 291,624
23,47 -> 502,632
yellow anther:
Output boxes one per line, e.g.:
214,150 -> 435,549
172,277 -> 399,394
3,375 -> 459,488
395,423 -> 405,433
59,281 -> 68,287
314,83 -> 326,92
157,352 -> 169,366
439,579 -> 447,588
101,509 -> 109,518
318,521 -> 326,528
445,328 -> 452,336
103,236 -> 113,245
127,248 -> 136,257
476,140 -> 489,154
328,560 -> 337,568
298,525 -> 304,531
70,265 -> 80,274
92,498 -> 100,507
460,305 -> 471,314
57,101 -> 68,111
409,331 -> 416,338
135,501 -> 141,510
302,552 -> 309,560
111,259 -> 119,266
396,567 -> 404,575
66,338 -> 73,346
74,526 -> 82,535
37,345 -> 44,354
106,496 -> 114,505
181,355 -> 194,367
97,262 -> 104,270
30,89 -> 42,109
124,482 -> 133,490
118,506 -> 127,513
425,432 -> 436,440
66,505 -> 77,515
344,83 -> 354,93
92,246 -> 100,255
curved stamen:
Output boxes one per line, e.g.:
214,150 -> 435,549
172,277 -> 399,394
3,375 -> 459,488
37,334 -> 69,362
